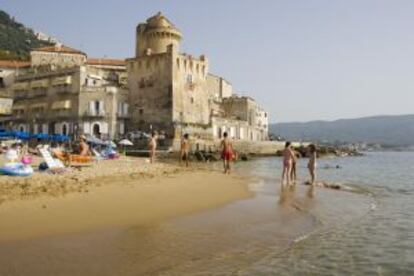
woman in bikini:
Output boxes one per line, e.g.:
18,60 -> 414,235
281,141 -> 295,185
148,131 -> 157,164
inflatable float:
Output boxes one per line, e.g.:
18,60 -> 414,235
0,162 -> 34,177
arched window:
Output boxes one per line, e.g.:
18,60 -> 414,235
62,124 -> 68,135
93,123 -> 100,137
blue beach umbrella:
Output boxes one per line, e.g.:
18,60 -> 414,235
13,131 -> 31,140
32,133 -> 50,140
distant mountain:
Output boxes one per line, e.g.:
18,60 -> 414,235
270,114 -> 414,146
0,9 -> 54,60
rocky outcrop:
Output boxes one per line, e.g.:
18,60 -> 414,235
276,145 -> 363,158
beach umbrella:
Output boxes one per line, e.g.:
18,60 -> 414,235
118,139 -> 133,146
86,136 -> 106,146
13,131 -> 31,140
106,140 -> 117,148
32,133 -> 50,140
118,139 -> 133,154
0,131 -> 14,139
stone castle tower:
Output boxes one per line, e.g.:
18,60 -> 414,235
135,12 -> 182,57
127,12 -> 211,140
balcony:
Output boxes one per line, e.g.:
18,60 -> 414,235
52,85 -> 73,94
54,110 -> 73,119
117,112 -> 130,119
83,109 -> 106,118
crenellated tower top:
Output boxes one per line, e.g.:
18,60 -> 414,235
135,12 -> 182,57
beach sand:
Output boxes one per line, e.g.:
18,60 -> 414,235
0,157 -> 252,241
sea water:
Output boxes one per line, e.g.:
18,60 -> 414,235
117,151 -> 414,275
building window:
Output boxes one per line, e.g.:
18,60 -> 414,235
139,78 -> 145,88
93,123 -> 100,137
0,77 -> 4,88
62,124 -> 68,135
176,58 -> 180,68
190,97 -> 194,104
139,108 -> 144,115
186,74 -> 193,84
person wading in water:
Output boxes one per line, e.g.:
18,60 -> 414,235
221,132 -> 234,174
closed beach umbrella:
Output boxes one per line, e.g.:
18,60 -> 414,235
118,139 -> 133,154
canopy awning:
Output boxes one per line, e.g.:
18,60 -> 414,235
30,103 -> 47,109
12,104 -> 26,110
87,74 -> 102,80
51,100 -> 71,110
12,82 -> 29,90
52,76 -> 72,86
31,79 -> 49,88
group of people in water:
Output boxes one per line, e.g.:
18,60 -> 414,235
148,131 -> 318,185
281,141 -> 317,186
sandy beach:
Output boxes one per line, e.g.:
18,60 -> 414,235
0,157 -> 252,241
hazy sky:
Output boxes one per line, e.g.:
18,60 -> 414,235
1,0 -> 413,123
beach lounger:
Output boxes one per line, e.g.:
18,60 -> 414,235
53,149 -> 94,164
38,148 -> 65,169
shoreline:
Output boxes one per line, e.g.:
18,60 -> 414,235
0,158 -> 252,241
0,156 -> 376,275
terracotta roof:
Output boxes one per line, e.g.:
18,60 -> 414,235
32,45 -> 86,56
0,60 -> 31,68
86,58 -> 126,66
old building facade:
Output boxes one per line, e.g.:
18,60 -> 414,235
4,45 -> 129,139
127,12 -> 269,143
2,12 -> 269,143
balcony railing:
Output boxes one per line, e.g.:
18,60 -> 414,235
83,110 -> 106,117
117,112 -> 130,118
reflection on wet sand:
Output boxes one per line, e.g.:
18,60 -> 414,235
0,158 -> 372,276
279,183 -> 296,206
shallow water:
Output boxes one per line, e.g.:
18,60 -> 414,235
0,152 -> 412,275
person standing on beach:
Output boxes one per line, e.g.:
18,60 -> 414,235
307,144 -> 317,185
148,131 -> 157,164
290,149 -> 298,183
282,142 -> 295,185
180,133 -> 190,167
221,132 -> 233,174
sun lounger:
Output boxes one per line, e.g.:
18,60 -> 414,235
52,149 -> 94,165
38,148 -> 65,169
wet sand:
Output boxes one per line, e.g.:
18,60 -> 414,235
0,157 -> 372,275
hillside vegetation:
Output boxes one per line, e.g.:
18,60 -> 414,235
270,114 -> 414,146
0,9 -> 53,60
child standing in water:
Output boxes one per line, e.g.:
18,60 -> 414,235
282,142 -> 295,185
148,131 -> 157,164
308,144 -> 317,185
221,132 -> 233,174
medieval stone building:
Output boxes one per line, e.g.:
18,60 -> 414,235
126,12 -> 268,143
2,12 -> 268,143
